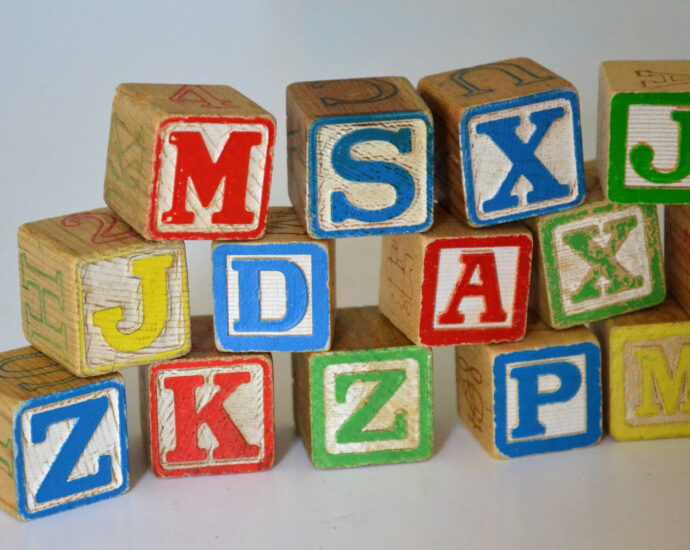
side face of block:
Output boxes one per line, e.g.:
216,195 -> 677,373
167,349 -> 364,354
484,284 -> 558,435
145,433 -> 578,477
538,202 -> 665,327
105,84 -> 276,240
666,204 -> 690,312
419,58 -> 585,226
212,241 -> 332,351
420,232 -> 532,345
147,355 -> 274,477
0,349 -> 129,520
600,61 -> 690,203
608,321 -> 690,440
460,88 -> 585,225
287,77 -> 433,237
308,346 -> 433,468
493,341 -> 602,458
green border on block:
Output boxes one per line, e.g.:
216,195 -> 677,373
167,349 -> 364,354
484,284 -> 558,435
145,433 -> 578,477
540,201 -> 665,328
608,92 -> 690,204
309,346 -> 433,468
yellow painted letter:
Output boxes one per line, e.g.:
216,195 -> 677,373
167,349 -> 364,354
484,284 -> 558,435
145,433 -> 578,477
92,254 -> 172,352
635,346 -> 690,417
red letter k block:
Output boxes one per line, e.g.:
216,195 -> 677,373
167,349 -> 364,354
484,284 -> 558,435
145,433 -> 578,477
164,372 -> 260,463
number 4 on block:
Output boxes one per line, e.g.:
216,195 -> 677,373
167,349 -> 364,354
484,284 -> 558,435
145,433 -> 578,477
141,317 -> 274,477
0,347 -> 128,520
292,307 -> 433,468
104,83 -> 276,240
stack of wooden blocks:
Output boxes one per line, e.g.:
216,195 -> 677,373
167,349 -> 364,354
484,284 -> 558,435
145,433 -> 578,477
2,59 -> 690,520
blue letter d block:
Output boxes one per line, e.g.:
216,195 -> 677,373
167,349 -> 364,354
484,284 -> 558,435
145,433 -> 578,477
213,242 -> 331,352
493,342 -> 601,458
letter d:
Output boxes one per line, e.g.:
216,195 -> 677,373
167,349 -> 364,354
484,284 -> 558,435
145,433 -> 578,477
232,259 -> 308,332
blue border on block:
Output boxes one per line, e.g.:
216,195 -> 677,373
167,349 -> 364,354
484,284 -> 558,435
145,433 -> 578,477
213,242 -> 331,352
14,378 -> 129,520
493,341 -> 602,458
459,88 -> 586,226
307,111 -> 434,238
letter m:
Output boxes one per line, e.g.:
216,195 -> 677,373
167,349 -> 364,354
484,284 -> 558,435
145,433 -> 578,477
636,346 -> 690,417
161,129 -> 263,226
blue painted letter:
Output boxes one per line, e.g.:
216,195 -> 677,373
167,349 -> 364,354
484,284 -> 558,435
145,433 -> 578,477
30,396 -> 111,503
232,258 -> 308,332
477,106 -> 570,213
510,361 -> 582,439
330,128 -> 415,223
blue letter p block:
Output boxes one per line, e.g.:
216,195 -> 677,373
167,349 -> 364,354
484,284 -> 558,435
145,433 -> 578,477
493,342 -> 601,458
213,242 -> 332,352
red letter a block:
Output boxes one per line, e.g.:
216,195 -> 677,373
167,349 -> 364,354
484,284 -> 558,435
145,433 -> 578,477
104,84 -> 275,240
142,317 -> 274,477
379,209 -> 532,345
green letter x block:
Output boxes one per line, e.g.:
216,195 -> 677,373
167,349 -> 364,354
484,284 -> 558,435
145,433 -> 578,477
598,60 -> 690,203
528,161 -> 665,329
292,307 -> 433,468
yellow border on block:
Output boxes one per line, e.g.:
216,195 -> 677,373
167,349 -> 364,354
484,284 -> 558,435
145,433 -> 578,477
76,246 -> 191,375
609,321 -> 690,441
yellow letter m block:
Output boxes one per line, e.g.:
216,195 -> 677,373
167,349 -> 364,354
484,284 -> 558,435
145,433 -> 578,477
607,300 -> 690,440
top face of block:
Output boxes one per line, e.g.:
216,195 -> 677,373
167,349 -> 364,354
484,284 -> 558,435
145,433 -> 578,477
107,84 -> 276,240
419,58 -> 585,226
0,348 -> 129,520
287,77 -> 433,238
600,61 -> 690,203
492,338 -> 602,458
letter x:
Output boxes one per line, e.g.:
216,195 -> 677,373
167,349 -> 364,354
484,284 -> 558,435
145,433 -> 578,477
562,216 -> 643,304
477,106 -> 571,213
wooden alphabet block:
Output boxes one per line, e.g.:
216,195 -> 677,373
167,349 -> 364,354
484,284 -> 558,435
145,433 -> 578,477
379,209 -> 532,345
418,57 -> 586,227
141,316 -> 274,478
667,203 -> 690,313
292,307 -> 433,468
456,317 -> 602,459
528,161 -> 665,329
597,298 -> 690,441
104,83 -> 276,240
0,347 -> 128,520
286,77 -> 433,237
18,208 -> 191,376
212,207 -> 335,352
597,60 -> 690,203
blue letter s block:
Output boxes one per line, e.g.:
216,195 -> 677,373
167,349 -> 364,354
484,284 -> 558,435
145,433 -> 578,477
14,378 -> 129,519
213,242 -> 331,352
308,112 -> 433,237
493,342 -> 601,458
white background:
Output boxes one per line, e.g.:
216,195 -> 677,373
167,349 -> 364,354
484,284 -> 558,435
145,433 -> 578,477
2,1 -> 690,548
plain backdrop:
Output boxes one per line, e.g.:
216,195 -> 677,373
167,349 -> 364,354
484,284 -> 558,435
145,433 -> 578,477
2,1 -> 690,548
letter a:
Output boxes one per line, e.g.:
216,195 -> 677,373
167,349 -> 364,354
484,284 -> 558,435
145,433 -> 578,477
92,254 -> 172,352
437,252 -> 507,325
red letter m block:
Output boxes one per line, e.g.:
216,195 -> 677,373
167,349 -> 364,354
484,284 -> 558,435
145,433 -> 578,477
419,234 -> 532,345
150,116 -> 275,239
148,356 -> 274,477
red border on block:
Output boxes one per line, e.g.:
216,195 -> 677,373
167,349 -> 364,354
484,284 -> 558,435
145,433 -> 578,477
419,234 -> 533,346
147,116 -> 275,240
148,356 -> 275,478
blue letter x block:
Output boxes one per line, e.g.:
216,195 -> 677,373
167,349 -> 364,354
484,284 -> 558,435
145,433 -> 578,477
460,89 -> 585,226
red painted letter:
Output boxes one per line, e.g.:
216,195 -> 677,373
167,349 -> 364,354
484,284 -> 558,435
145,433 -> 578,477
161,131 -> 262,225
164,372 -> 259,463
437,252 -> 507,324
